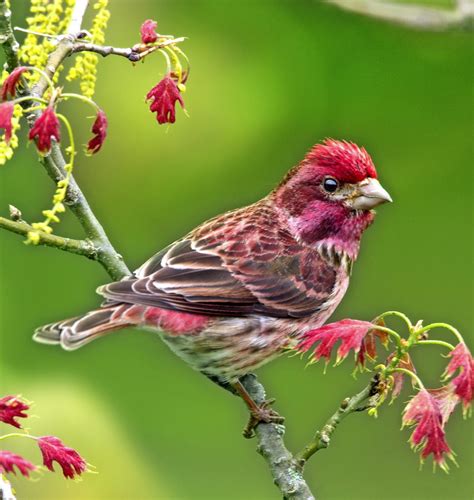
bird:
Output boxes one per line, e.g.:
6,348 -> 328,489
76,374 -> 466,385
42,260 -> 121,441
34,139 -> 392,436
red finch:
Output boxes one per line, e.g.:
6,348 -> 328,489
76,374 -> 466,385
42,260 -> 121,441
34,139 -> 391,435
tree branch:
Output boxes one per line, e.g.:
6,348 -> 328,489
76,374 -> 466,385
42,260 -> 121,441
296,375 -> 381,465
71,37 -> 186,62
68,0 -> 90,34
327,0 -> 474,30
241,375 -> 315,500
0,216 -> 97,258
0,473 -> 16,500
0,0 -> 19,71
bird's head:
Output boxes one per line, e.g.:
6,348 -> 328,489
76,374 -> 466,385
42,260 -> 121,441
274,139 -> 392,253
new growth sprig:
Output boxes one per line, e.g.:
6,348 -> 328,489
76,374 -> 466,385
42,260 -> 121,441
297,311 -> 473,471
0,394 -> 88,486
0,1 -> 190,246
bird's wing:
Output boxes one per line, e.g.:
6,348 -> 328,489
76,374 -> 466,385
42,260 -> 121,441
98,201 -> 339,319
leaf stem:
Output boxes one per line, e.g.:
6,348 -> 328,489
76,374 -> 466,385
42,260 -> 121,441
391,368 -> 425,389
376,311 -> 413,331
416,339 -> 455,351
0,432 -> 37,442
415,323 -> 464,345
60,92 -> 100,113
372,325 -> 403,348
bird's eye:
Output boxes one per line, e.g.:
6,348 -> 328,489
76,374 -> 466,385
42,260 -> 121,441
323,177 -> 339,193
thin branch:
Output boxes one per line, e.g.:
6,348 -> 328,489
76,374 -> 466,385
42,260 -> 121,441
0,0 -> 19,71
296,375 -> 381,465
71,37 -> 186,62
241,374 -> 315,500
326,0 -> 474,30
68,0 -> 90,34
0,473 -> 16,500
0,216 -> 97,258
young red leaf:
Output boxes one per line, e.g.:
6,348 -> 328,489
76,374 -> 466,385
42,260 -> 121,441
1,67 -> 27,101
388,352 -> 416,400
28,107 -> 60,153
444,343 -> 473,414
87,109 -> 108,154
357,325 -> 389,366
140,19 -> 158,44
402,389 -> 454,470
0,451 -> 36,477
0,395 -> 29,428
429,385 -> 460,426
298,319 -> 377,365
0,102 -> 14,143
146,75 -> 184,125
37,436 -> 87,479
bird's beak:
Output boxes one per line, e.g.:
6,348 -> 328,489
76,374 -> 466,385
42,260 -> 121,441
350,178 -> 392,210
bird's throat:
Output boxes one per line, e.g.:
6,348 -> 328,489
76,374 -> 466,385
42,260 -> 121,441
287,202 -> 375,261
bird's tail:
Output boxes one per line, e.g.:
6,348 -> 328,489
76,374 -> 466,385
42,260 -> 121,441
33,303 -> 139,350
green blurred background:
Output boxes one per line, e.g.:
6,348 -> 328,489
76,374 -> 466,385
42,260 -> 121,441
1,0 -> 472,498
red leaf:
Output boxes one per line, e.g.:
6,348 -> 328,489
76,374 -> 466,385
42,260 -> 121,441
0,451 -> 36,477
388,352 -> 417,400
402,389 -> 454,470
37,436 -> 87,479
444,343 -> 473,414
1,67 -> 27,101
140,19 -> 158,44
0,102 -> 14,143
298,319 -> 377,365
429,385 -> 460,426
28,107 -> 60,153
146,75 -> 184,125
0,395 -> 29,428
87,109 -> 108,154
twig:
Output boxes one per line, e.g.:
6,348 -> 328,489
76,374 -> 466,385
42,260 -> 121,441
68,0 -> 90,34
296,375 -> 381,465
71,37 -> 186,62
0,216 -> 97,258
0,473 -> 16,500
0,0 -> 19,71
241,374 -> 315,500
326,0 -> 474,30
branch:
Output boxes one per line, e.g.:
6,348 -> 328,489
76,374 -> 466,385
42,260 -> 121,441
0,0 -> 131,281
68,0 -> 90,34
71,37 -> 186,62
327,0 -> 474,30
0,0 -> 19,71
0,215 -> 97,258
296,375 -> 381,465
0,473 -> 16,500
241,375 -> 315,500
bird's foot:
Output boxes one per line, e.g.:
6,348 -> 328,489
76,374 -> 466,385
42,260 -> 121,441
242,398 -> 285,439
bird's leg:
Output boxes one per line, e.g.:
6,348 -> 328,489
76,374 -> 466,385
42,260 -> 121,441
204,374 -> 239,395
232,380 -> 285,439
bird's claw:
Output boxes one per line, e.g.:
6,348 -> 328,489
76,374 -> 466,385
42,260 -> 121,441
242,398 -> 285,439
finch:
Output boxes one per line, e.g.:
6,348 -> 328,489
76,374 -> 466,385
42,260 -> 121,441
34,139 -> 392,435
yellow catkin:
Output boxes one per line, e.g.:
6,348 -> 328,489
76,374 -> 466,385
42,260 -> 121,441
27,165 -> 70,244
0,104 -> 23,166
19,0 -> 69,84
66,0 -> 110,98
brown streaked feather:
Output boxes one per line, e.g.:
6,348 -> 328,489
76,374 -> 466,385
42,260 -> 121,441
98,199 -> 339,319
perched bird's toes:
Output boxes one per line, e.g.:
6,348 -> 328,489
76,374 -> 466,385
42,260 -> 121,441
242,399 -> 285,439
